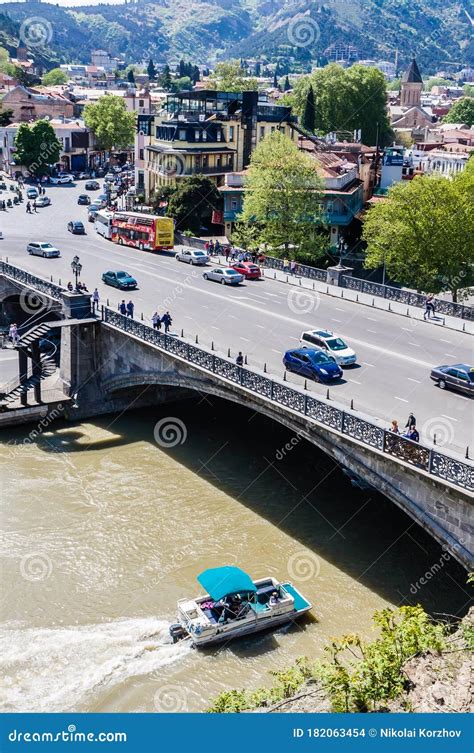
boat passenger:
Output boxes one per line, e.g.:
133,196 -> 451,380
269,591 -> 279,606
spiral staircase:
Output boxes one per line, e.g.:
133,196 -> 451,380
0,322 -> 58,405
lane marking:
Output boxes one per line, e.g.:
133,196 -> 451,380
367,329 -> 377,334
366,316 -> 377,322
240,336 -> 250,342
271,348 -> 281,354
407,377 -> 421,383
363,362 -> 375,367
332,318 -> 342,323
394,396 -> 409,403
440,339 -> 451,344
444,353 -> 457,358
256,324 -> 265,329
347,378 -> 362,385
408,342 -> 419,347
335,307 -> 345,312
441,414 -> 458,422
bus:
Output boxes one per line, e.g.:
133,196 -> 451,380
94,209 -> 114,239
110,212 -> 174,252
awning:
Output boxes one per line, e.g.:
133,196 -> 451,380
197,566 -> 256,600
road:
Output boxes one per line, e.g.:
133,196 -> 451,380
0,180 -> 473,454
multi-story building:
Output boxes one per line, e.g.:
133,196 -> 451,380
143,90 -> 296,201
1,85 -> 74,122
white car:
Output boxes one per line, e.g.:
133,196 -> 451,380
34,196 -> 51,207
50,174 -> 73,184
203,267 -> 244,285
300,329 -> 357,366
27,241 -> 60,258
176,247 -> 209,265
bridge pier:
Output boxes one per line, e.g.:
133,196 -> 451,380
18,347 -> 28,407
31,341 -> 42,404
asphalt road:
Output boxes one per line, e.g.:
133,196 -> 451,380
0,181 -> 473,454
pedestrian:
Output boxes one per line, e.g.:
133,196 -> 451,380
404,426 -> 420,442
26,201 -> 31,214
236,351 -> 244,366
9,323 -> 19,346
119,300 -> 127,315
224,246 -> 230,262
215,239 -> 221,255
209,240 -> 215,256
405,412 -> 416,431
67,281 -> 74,291
126,300 -> 134,318
424,294 -> 434,320
290,260 -> 297,276
152,311 -> 161,330
162,311 -> 172,333
33,201 -> 38,213
389,419 -> 400,434
204,241 -> 209,254
92,288 -> 100,311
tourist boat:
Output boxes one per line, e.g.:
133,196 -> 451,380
169,566 -> 312,647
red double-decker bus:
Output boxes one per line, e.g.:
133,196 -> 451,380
110,212 -> 174,252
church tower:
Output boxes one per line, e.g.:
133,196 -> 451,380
400,58 -> 423,108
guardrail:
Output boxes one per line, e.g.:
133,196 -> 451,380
102,306 -> 473,493
0,260 -> 65,301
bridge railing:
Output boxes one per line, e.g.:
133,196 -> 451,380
0,260 -> 65,301
102,306 -> 473,493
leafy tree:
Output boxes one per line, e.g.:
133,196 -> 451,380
127,68 -> 135,84
463,84 -> 474,98
362,170 -> 474,301
42,68 -> 68,86
147,58 -> 156,81
272,72 -> 278,89
208,60 -> 258,92
288,64 -> 392,145
83,95 -> 136,151
191,65 -> 200,84
424,76 -> 451,91
165,175 -> 222,235
0,106 -> 14,126
283,75 -> 291,91
159,64 -> 172,91
14,120 -> 61,176
0,46 -> 16,78
170,76 -> 192,92
443,97 -> 474,127
239,131 -> 327,261
301,84 -> 315,132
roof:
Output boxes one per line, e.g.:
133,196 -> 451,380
402,58 -> 423,84
197,566 -> 256,600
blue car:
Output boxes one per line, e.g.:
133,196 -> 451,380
283,348 -> 343,382
102,270 -> 137,290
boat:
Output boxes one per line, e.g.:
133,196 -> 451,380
169,566 -> 312,647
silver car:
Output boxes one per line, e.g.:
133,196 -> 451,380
27,242 -> 60,258
176,247 -> 209,265
203,267 -> 244,285
34,196 -> 51,208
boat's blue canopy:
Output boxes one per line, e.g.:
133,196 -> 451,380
197,566 -> 256,601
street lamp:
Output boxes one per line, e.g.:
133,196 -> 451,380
71,255 -> 82,290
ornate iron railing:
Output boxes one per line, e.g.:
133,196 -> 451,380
102,306 -> 473,492
261,255 -> 328,282
0,261 -> 65,301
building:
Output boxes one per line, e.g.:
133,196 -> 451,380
390,59 -> 433,131
1,85 -> 74,122
143,90 -> 296,201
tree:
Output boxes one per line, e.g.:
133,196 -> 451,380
272,72 -> 278,89
463,84 -> 474,98
283,75 -> 291,91
0,46 -> 16,78
170,76 -> 192,92
14,120 -> 61,176
191,65 -> 200,84
147,58 -> 156,81
42,68 -> 68,86
288,64 -> 392,145
424,76 -> 451,91
83,95 -> 136,151
165,175 -> 222,235
127,68 -> 135,84
238,131 -> 327,261
208,60 -> 258,92
362,171 -> 474,301
159,64 -> 172,91
443,97 -> 474,127
301,84 -> 315,132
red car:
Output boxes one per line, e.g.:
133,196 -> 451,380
232,261 -> 262,280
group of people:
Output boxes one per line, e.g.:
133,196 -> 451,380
151,310 -> 173,333
389,412 -> 420,443
203,241 -> 267,268
67,281 -> 89,292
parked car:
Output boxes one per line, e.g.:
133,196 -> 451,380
76,171 -> 90,180
300,329 -> 357,367
283,348 -> 343,382
85,180 -> 100,191
102,270 -> 137,290
232,261 -> 262,280
33,196 -> 51,208
50,174 -> 73,184
430,363 -> 474,396
176,247 -> 209,265
78,194 -> 91,205
203,267 -> 244,285
27,241 -> 60,258
104,173 -> 115,182
26,188 -> 38,200
67,220 -> 86,234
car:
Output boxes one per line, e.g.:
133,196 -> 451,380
300,329 -> 357,367
67,220 -> 86,234
26,187 -> 38,199
232,261 -> 262,280
102,270 -> 137,290
76,171 -> 90,180
104,173 -> 115,182
283,348 -> 343,383
85,180 -> 100,190
203,267 -> 244,285
50,174 -> 73,184
77,194 -> 91,205
33,196 -> 51,207
430,363 -> 474,396
87,204 -> 102,221
97,194 -> 108,205
27,241 -> 60,258
176,247 -> 209,265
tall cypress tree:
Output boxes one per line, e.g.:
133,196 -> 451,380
301,85 -> 315,132
273,72 -> 278,89
284,75 -> 291,91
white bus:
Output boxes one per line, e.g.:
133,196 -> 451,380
94,209 -> 114,239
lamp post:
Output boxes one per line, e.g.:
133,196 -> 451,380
71,255 -> 82,290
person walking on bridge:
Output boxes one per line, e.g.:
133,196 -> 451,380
405,412 -> 416,431
161,311 -> 172,333
119,300 -> 127,315
152,311 -> 161,330
126,300 -> 134,318
92,288 -> 100,311
236,351 -> 244,367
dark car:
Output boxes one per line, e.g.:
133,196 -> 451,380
85,180 -> 100,191
67,221 -> 86,234
283,348 -> 343,382
77,194 -> 91,205
430,363 -> 474,396
232,261 -> 262,280
102,270 -> 137,290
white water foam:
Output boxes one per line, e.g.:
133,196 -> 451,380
0,617 -> 190,712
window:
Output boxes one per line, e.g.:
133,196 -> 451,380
260,126 -> 265,139
280,127 -> 285,136
139,99 -> 144,107
195,129 -> 200,141
229,126 -> 235,141
230,200 -> 238,210
179,129 -> 186,140
139,148 -> 144,160
202,130 -> 207,141
270,126 -> 275,133
216,131 -> 221,141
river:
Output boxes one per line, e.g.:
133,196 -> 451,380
0,399 -> 469,712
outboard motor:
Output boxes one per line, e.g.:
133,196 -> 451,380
169,623 -> 187,644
